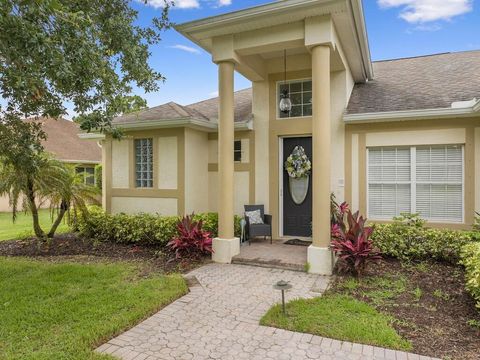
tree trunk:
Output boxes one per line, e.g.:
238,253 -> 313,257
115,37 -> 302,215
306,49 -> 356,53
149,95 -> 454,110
48,199 -> 68,238
26,179 -> 45,239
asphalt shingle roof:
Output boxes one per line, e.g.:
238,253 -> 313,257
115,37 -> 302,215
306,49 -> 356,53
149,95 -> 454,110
112,50 -> 480,124
27,117 -> 101,163
346,50 -> 480,114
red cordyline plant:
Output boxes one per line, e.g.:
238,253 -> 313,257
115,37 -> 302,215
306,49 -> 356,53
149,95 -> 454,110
331,202 -> 382,276
167,214 -> 213,260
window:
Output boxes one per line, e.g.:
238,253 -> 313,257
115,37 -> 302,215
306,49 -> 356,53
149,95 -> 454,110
278,79 -> 312,118
234,140 -> 242,162
367,145 -> 464,222
76,166 -> 95,186
135,138 -> 153,188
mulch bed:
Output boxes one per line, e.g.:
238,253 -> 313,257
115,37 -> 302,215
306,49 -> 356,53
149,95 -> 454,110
331,258 -> 480,360
0,233 -> 209,274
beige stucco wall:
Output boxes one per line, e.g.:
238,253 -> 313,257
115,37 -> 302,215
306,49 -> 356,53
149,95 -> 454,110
184,128 -> 209,214
111,139 -> 130,189
111,197 -> 177,215
158,136 -> 178,189
0,196 -> 11,212
252,80 -> 270,213
207,171 -> 250,216
345,118 -> 480,229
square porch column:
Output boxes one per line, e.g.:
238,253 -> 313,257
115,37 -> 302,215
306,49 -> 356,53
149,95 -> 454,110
212,60 -> 240,263
308,44 -> 334,275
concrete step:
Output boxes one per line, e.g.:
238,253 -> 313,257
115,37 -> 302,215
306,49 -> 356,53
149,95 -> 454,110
232,256 -> 306,272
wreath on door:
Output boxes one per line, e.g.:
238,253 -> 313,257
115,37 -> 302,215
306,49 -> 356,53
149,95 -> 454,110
284,146 -> 311,205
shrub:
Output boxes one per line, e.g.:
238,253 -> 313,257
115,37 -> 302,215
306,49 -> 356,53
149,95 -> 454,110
371,213 -> 477,263
77,206 -> 241,247
94,165 -> 102,190
331,203 -> 381,276
460,242 -> 480,309
474,211 -> 480,232
167,214 -> 213,260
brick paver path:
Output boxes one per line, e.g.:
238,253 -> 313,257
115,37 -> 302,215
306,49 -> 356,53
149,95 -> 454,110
96,264 -> 437,360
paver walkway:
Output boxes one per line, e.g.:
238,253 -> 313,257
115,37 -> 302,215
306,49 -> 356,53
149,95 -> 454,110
97,264 -> 437,360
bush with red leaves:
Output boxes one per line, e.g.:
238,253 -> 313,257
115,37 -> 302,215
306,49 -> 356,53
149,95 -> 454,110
331,202 -> 382,276
167,214 -> 213,260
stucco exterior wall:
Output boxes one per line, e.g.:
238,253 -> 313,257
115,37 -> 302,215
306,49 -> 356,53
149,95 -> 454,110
345,118 -> 480,229
111,197 -> 177,215
184,128 -> 209,214
158,136 -> 178,189
111,139 -> 130,189
0,196 -> 11,212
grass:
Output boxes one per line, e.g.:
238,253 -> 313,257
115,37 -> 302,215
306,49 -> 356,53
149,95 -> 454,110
0,209 -> 70,241
0,257 -> 188,359
260,294 -> 412,351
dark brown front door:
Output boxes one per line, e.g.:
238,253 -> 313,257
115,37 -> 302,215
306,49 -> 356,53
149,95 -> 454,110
282,137 -> 312,237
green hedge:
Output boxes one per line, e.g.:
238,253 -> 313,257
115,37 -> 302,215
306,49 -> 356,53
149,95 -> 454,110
461,242 -> 480,309
371,214 -> 479,263
77,206 -> 242,247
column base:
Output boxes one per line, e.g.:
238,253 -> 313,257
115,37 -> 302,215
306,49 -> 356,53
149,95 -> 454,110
212,237 -> 240,264
307,245 -> 334,275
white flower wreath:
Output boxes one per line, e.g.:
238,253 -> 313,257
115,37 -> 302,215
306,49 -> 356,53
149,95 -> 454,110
284,145 -> 312,179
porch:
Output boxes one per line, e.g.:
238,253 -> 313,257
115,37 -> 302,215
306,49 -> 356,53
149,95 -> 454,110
232,238 -> 309,272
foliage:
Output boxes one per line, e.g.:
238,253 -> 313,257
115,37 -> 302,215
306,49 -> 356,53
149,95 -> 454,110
167,214 -> 213,260
331,202 -> 381,276
0,156 -> 99,238
460,242 -> 480,309
77,206 -> 242,247
0,257 -> 187,359
94,164 -> 103,190
372,213 -> 478,263
260,294 -> 411,351
284,145 -> 311,178
474,211 -> 480,232
0,0 -> 171,135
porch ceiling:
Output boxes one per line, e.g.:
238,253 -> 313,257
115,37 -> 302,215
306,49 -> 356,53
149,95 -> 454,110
175,0 -> 373,82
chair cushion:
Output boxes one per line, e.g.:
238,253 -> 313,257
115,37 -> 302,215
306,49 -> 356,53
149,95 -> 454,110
249,223 -> 271,236
245,209 -> 264,224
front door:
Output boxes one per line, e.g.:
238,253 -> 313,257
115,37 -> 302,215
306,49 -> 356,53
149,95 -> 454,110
282,137 -> 313,237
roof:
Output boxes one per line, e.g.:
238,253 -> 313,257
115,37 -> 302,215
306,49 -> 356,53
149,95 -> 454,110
27,117 -> 101,163
346,51 -> 480,114
112,88 -> 252,125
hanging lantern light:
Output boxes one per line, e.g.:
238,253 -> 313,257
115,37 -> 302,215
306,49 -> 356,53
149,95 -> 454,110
279,49 -> 292,114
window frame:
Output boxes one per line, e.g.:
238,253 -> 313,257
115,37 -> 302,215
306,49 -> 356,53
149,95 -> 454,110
75,166 -> 95,186
234,140 -> 242,162
134,138 -> 154,189
276,78 -> 312,120
366,145 -> 465,223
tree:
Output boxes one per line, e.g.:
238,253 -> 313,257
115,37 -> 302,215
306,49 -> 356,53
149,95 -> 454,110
0,0 -> 171,238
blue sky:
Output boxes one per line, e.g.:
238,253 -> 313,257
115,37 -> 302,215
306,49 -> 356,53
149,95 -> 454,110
132,0 -> 479,109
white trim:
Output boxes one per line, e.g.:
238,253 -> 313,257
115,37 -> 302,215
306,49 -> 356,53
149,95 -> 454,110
344,99 -> 480,123
78,133 -> 106,140
110,118 -> 253,132
410,147 -> 417,215
62,159 -> 100,165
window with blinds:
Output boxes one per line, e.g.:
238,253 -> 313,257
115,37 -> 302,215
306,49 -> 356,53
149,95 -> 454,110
367,145 -> 464,222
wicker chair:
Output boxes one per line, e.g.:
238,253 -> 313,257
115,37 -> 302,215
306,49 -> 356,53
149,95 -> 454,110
244,205 -> 272,245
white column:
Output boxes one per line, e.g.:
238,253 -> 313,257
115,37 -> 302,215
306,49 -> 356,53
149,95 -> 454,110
308,44 -> 333,275
212,61 -> 240,263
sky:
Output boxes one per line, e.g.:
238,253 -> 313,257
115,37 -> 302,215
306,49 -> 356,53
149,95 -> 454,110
130,0 -> 480,110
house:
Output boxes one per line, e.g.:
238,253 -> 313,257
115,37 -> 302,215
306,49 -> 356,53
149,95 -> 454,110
0,117 -> 102,211
99,0 -> 480,274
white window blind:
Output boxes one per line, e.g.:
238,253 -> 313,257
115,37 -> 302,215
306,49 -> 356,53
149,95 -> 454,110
367,145 -> 464,222
415,145 -> 463,222
368,147 -> 411,219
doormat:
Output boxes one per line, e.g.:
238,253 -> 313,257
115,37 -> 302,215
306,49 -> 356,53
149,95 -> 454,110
283,239 -> 311,246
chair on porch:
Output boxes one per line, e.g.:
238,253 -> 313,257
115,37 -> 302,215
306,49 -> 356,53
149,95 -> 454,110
244,205 -> 272,245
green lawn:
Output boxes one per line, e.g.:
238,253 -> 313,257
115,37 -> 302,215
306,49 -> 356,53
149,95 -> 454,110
0,209 -> 70,241
0,257 -> 188,359
260,294 -> 412,351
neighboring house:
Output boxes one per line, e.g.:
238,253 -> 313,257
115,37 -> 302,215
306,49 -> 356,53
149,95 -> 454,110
0,117 -> 102,212
99,0 -> 480,274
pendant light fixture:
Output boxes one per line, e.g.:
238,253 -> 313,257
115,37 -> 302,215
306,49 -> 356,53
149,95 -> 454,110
279,49 -> 292,114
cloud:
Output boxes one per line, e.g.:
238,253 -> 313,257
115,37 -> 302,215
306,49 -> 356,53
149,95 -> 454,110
143,0 -> 200,9
378,0 -> 473,23
217,0 -> 232,6
208,91 -> 219,97
170,44 -> 201,54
